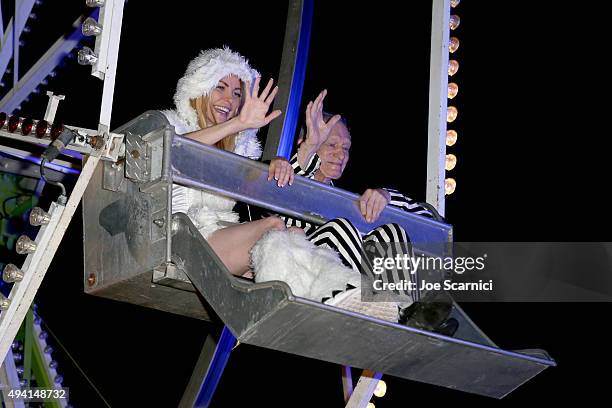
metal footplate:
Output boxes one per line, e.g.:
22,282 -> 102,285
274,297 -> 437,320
171,213 -> 555,399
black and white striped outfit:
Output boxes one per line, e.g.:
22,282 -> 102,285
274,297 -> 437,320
284,153 -> 434,301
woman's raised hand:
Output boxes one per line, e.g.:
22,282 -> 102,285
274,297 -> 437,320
303,89 -> 342,149
238,77 -> 282,130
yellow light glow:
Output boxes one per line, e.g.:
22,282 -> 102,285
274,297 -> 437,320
446,154 -> 457,171
447,106 -> 458,122
449,37 -> 460,53
448,82 -> 458,99
448,60 -> 459,76
451,0 -> 461,8
445,178 -> 457,195
446,130 -> 458,146
367,404 -> 375,408
374,380 -> 387,397
450,15 -> 461,30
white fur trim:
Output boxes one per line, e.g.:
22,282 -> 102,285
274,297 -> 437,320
251,231 -> 361,301
174,47 -> 260,129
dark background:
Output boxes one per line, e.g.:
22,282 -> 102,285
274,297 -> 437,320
2,0 -> 611,406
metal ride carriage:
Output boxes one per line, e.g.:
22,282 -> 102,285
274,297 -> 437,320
0,1 -> 555,406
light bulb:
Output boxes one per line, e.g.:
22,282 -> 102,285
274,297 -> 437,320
448,60 -> 459,76
450,15 -> 461,30
449,37 -> 460,53
451,0 -> 461,8
446,130 -> 458,146
445,178 -> 457,195
3,264 -> 24,283
447,106 -> 458,123
446,154 -> 457,171
82,17 -> 102,36
77,47 -> 98,66
374,380 -> 387,397
448,82 -> 458,99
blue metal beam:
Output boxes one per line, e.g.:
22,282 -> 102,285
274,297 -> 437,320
193,326 -> 236,408
0,12 -> 94,114
0,20 -> 14,81
276,0 -> 314,158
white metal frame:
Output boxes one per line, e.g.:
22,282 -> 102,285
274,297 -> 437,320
426,0 -> 451,215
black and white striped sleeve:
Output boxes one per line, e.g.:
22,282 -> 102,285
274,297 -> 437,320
383,188 -> 434,218
289,152 -> 321,178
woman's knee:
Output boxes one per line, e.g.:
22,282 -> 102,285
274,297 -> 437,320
263,216 -> 286,232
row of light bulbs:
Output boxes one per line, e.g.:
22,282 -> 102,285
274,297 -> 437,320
77,1 -> 106,66
0,112 -> 65,139
0,207 -> 51,310
445,0 -> 460,196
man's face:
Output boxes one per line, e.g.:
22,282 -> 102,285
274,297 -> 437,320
317,122 -> 351,180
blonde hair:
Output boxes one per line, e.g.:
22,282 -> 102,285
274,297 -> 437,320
190,92 -> 241,152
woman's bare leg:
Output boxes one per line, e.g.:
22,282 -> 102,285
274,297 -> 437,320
207,216 -> 285,276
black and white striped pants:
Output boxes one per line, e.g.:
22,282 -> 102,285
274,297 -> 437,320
305,218 -> 415,301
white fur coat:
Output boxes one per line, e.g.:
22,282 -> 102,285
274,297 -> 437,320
163,109 -> 262,238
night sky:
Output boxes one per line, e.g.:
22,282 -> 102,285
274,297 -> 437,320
2,0 -> 612,406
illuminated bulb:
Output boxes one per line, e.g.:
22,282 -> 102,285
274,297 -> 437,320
16,235 -> 37,254
448,82 -> 458,99
49,360 -> 58,369
3,264 -> 24,283
50,123 -> 65,141
30,207 -> 51,226
374,380 -> 387,397
448,60 -> 459,76
451,0 -> 461,7
82,17 -> 103,36
8,115 -> 21,132
450,15 -> 461,30
21,118 -> 34,136
447,106 -> 458,123
0,112 -> 7,128
446,130 -> 458,146
85,0 -> 105,6
445,178 -> 457,195
77,46 -> 98,66
0,294 -> 10,310
449,37 -> 460,53
446,154 -> 457,171
367,404 -> 375,408
36,120 -> 49,138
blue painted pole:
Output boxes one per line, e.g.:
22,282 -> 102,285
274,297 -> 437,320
193,326 -> 237,408
276,0 -> 314,159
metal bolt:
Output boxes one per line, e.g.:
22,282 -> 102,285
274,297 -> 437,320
44,345 -> 54,354
30,207 -> 51,226
39,331 -> 48,340
0,294 -> 10,310
16,235 -> 37,254
3,264 -> 24,283
16,365 -> 24,375
153,218 -> 165,228
49,360 -> 58,369
87,273 -> 96,287
54,375 -> 63,385
13,352 -> 23,363
130,149 -> 140,159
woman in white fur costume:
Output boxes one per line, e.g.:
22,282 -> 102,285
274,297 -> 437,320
164,47 -> 295,275
165,47 -> 398,322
